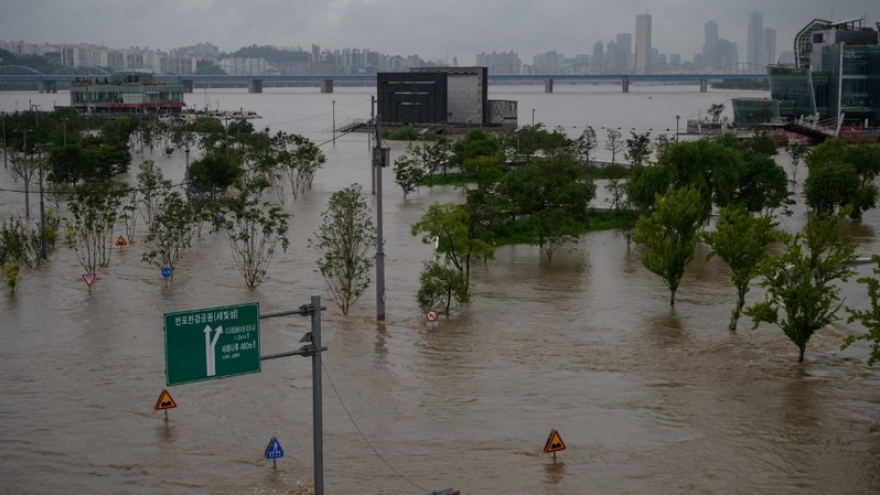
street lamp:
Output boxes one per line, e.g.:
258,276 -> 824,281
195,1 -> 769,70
675,115 -> 680,142
532,108 -> 536,126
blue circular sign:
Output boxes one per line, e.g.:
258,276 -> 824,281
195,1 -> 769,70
161,267 -> 173,279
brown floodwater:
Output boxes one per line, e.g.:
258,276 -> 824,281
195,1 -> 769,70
1,87 -> 878,495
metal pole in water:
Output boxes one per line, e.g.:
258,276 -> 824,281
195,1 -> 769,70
311,293 -> 324,495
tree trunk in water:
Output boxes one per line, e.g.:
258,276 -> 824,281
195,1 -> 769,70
798,344 -> 806,363
729,298 -> 745,332
670,290 -> 676,306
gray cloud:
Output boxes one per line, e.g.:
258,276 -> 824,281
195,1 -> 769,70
1,0 -> 878,62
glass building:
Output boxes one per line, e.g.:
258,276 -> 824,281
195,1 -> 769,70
735,19 -> 880,128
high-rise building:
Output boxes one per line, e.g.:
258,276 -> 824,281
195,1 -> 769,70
592,41 -> 605,73
616,33 -> 632,72
703,20 -> 720,70
764,28 -> 777,65
635,13 -> 652,74
748,11 -> 764,67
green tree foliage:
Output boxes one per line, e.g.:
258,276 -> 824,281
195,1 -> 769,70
605,128 -> 623,164
2,262 -> 20,292
633,186 -> 704,306
626,137 -> 790,222
500,155 -> 596,257
411,202 -> 493,288
804,139 -> 880,220
134,160 -> 172,236
393,151 -> 425,198
420,138 -> 453,177
745,213 -> 857,362
569,125 -> 598,166
624,131 -> 652,167
416,260 -> 470,317
786,141 -> 809,185
845,254 -> 880,366
703,207 -> 779,331
66,182 -> 127,273
509,124 -> 568,156
269,131 -> 326,201
188,152 -> 243,199
141,190 -> 197,278
216,174 -> 290,289
310,184 -> 376,315
450,129 -> 502,170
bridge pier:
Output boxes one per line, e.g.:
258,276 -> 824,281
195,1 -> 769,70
248,79 -> 263,93
181,79 -> 194,93
38,80 -> 57,93
700,78 -> 708,93
622,77 -> 630,93
320,79 -> 334,94
544,79 -> 554,93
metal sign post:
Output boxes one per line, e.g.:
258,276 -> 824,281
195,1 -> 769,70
258,294 -> 327,495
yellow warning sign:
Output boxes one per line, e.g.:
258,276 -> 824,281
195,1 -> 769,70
115,235 -> 128,247
543,429 -> 566,454
154,389 -> 177,411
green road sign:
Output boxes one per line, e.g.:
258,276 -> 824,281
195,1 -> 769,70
164,302 -> 261,386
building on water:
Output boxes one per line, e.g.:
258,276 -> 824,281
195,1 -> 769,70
732,18 -> 880,131
69,70 -> 186,115
376,67 -> 517,129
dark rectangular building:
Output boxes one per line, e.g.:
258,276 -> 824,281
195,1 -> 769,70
377,72 -> 448,125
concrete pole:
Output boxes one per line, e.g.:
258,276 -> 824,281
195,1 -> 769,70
370,95 -> 376,194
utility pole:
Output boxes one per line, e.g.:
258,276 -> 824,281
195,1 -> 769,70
370,95 -> 376,194
2,112 -> 7,169
23,129 -> 30,220
38,144 -> 46,260
373,115 -> 388,321
331,100 -> 336,146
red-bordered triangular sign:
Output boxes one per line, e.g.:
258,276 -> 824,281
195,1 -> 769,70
154,389 -> 177,410
543,429 -> 567,453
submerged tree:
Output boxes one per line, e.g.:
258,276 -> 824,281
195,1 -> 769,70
845,254 -> 880,366
570,125 -> 598,166
66,182 -> 126,273
745,212 -> 857,362
141,190 -> 198,279
393,147 -> 425,199
216,174 -> 290,289
310,184 -> 376,315
632,186 -> 704,306
703,207 -> 779,331
416,259 -> 470,317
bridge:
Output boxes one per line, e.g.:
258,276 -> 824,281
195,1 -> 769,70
0,64 -> 767,94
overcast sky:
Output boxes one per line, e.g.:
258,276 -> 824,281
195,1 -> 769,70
2,0 -> 878,63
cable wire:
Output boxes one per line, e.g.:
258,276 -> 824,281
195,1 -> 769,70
321,360 -> 431,493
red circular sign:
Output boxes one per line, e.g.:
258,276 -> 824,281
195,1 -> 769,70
425,309 -> 439,322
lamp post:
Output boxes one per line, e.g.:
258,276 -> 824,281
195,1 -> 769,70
531,108 -> 535,126
675,115 -> 680,142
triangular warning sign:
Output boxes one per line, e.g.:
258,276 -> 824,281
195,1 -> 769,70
543,429 -> 567,454
154,389 -> 177,411
115,235 -> 128,247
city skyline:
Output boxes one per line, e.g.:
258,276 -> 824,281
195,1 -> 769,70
1,0 -> 877,64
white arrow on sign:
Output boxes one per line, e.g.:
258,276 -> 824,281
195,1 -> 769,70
203,325 -> 223,376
